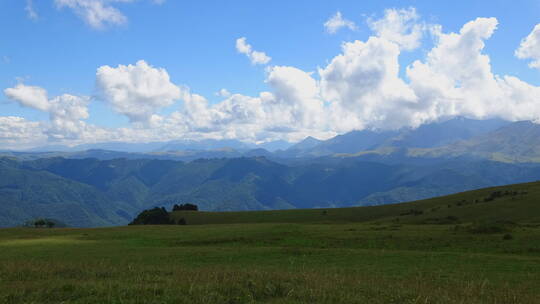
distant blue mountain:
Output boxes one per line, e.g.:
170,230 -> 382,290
157,139 -> 255,152
257,140 -> 293,152
15,117 -> 523,162
288,136 -> 324,151
414,120 -> 540,162
386,117 -> 510,148
75,142 -> 166,153
284,117 -> 511,157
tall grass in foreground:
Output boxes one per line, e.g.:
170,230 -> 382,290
0,261 -> 535,304
0,222 -> 539,303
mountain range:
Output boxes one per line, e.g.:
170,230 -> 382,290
2,154 -> 540,228
278,117 -> 511,158
2,117 -> 540,228
26,138 -> 293,154
3,117 -> 523,162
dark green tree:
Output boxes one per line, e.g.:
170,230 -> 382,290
129,207 -> 173,225
34,219 -> 46,228
172,203 -> 198,211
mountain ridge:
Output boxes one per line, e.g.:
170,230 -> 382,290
3,154 -> 540,227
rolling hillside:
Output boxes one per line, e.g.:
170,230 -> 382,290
0,158 -> 131,227
3,154 -> 540,227
171,180 -> 540,225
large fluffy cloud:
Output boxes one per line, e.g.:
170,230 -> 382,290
4,9 -> 540,149
3,84 -> 102,142
4,84 -> 49,112
96,60 -> 181,124
367,8 -> 424,51
0,116 -> 46,149
515,23 -> 540,70
266,66 -> 324,129
158,66 -> 330,142
319,37 -> 419,130
47,94 -> 90,140
407,17 -> 501,120
407,17 -> 540,122
143,15 -> 540,142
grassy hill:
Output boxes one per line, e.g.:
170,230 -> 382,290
171,180 -> 540,225
1,180 -> 540,303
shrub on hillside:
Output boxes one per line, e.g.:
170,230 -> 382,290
129,207 -> 173,225
399,209 -> 423,216
23,218 -> 66,228
467,220 -> 516,234
423,216 -> 459,225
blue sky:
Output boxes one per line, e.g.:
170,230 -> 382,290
1,0 -> 540,149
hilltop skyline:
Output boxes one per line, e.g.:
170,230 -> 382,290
2,0 -> 540,149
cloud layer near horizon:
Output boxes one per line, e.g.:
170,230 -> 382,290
3,8 -> 540,149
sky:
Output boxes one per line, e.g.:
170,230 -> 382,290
1,0 -> 540,149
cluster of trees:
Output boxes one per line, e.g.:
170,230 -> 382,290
172,203 -> 198,211
23,218 -> 64,228
129,207 -> 172,225
129,203 -> 198,226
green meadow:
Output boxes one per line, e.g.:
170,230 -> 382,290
2,182 -> 540,303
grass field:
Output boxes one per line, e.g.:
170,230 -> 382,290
170,181 -> 540,225
1,182 -> 540,303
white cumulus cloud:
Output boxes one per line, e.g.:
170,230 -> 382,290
3,83 -> 99,142
367,7 -> 425,51
46,94 -> 91,140
407,17 -> 501,120
5,9 -> 540,148
236,37 -> 271,65
54,0 -> 164,29
0,116 -> 46,149
407,17 -> 540,123
55,0 -> 129,29
516,23 -> 540,70
4,84 -> 50,112
135,64 -> 332,143
324,11 -> 357,34
95,60 -> 181,124
319,37 -> 418,130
